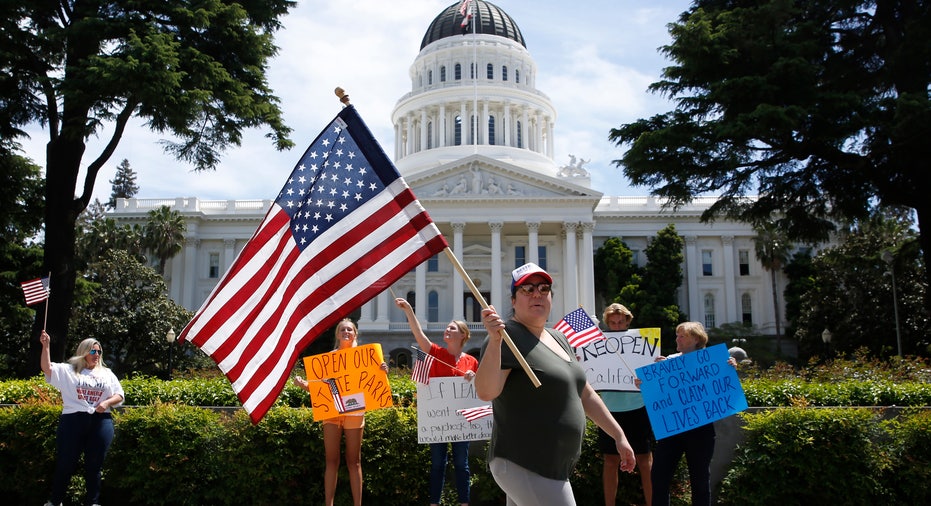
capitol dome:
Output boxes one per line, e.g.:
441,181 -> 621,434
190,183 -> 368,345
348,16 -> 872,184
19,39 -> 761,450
421,0 -> 526,49
393,0 -> 560,180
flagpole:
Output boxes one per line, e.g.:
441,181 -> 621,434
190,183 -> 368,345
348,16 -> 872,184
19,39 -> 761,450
443,247 -> 541,387
42,272 -> 51,330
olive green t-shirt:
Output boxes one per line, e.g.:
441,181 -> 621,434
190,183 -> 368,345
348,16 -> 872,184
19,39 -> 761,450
480,320 -> 587,480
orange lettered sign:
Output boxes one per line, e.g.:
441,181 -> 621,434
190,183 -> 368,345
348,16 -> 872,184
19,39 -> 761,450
302,343 -> 394,421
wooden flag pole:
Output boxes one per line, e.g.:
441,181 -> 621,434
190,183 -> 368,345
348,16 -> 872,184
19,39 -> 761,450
443,247 -> 541,388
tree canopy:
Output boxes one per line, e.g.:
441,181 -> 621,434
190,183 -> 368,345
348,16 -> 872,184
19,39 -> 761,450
1,0 -> 296,372
609,0 -> 931,313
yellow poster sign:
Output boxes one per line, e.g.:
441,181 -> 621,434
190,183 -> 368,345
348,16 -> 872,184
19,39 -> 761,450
302,343 -> 393,421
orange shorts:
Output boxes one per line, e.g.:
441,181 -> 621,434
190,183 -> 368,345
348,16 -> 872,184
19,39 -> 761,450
322,414 -> 365,429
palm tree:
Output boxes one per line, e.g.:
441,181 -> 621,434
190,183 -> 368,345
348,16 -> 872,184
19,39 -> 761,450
143,206 -> 186,275
753,223 -> 791,354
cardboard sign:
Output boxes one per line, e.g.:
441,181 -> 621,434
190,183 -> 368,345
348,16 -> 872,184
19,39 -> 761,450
416,376 -> 492,443
636,343 -> 748,440
576,328 -> 661,392
303,343 -> 393,421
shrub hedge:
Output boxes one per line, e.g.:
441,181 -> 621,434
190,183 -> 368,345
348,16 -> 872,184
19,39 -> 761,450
2,363 -> 929,505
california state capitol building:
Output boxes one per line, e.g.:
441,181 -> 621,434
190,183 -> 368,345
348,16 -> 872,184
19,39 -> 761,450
111,1 -> 785,366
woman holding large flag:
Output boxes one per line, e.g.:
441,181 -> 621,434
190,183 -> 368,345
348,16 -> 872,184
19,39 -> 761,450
396,297 -> 478,506
475,263 -> 636,505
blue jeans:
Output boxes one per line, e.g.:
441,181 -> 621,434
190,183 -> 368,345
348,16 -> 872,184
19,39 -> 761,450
50,412 -> 115,506
429,441 -> 470,503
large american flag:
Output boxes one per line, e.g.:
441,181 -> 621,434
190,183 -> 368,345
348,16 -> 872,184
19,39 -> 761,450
179,105 -> 448,423
554,308 -> 606,348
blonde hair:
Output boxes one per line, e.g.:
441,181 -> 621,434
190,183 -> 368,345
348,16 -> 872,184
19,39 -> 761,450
452,320 -> 471,344
602,303 -> 634,324
676,321 -> 709,349
332,318 -> 359,350
67,338 -> 108,374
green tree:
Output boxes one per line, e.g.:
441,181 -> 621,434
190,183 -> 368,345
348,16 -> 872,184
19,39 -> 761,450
782,249 -> 816,342
143,206 -> 186,275
593,237 -> 637,305
107,158 -> 139,210
609,0 -> 931,315
2,1 -> 295,373
71,249 -> 198,378
76,217 -> 145,268
0,148 -> 45,377
753,222 -> 792,353
618,224 -> 686,351
794,211 -> 929,358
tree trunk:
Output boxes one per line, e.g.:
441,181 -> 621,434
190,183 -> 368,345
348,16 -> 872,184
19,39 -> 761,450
26,136 -> 86,373
771,269 -> 782,354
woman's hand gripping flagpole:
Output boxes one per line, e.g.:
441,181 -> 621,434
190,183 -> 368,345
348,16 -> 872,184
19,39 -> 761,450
443,247 -> 541,388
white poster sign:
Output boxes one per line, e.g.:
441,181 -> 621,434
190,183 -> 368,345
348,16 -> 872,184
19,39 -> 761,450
416,376 -> 492,443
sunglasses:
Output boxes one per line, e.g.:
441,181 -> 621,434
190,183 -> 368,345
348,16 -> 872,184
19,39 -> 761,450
516,282 -> 552,295
88,349 -> 102,356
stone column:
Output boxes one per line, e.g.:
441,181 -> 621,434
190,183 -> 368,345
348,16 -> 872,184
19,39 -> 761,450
490,221 -> 503,311
562,222 -> 579,309
526,221 -> 540,265
452,222 -> 465,321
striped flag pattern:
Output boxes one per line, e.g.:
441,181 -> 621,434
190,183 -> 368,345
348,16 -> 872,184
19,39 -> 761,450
325,378 -> 346,414
457,405 -> 493,422
21,277 -> 50,306
411,348 -> 435,385
554,308 -> 607,348
179,105 -> 448,423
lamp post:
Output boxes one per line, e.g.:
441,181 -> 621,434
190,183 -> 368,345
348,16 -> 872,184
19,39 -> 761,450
881,250 -> 903,357
166,328 -> 176,380
821,328 -> 832,358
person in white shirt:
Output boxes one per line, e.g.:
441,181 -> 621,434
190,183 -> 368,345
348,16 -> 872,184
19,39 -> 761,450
40,330 -> 124,506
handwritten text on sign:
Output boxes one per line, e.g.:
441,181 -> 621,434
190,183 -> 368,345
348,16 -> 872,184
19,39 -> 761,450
303,343 -> 393,421
576,328 -> 661,392
636,343 -> 747,439
417,376 -> 492,443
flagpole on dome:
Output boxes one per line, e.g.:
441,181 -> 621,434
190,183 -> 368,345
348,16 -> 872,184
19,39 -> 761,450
444,248 -> 541,387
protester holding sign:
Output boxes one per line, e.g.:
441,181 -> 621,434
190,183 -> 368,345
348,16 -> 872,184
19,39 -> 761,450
598,303 -> 654,506
476,263 -> 636,506
293,319 -> 387,506
396,297 -> 478,506
647,322 -> 736,506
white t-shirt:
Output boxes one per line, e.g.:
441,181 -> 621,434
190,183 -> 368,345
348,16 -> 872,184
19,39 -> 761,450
45,362 -> 124,415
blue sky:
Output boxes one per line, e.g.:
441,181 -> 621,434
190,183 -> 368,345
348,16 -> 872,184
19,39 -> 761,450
20,0 -> 695,202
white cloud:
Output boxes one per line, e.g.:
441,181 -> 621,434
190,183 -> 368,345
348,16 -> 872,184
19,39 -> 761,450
18,0 -> 693,202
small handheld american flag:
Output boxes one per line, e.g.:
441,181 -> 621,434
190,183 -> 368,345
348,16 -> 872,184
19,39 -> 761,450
554,308 -> 606,348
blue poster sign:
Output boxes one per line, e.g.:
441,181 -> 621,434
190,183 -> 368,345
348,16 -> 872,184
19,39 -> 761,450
635,343 -> 748,439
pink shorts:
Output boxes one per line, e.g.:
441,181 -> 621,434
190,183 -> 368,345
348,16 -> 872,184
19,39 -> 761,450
322,414 -> 365,429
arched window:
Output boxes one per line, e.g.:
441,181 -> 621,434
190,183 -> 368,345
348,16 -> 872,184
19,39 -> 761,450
741,293 -> 753,324
428,291 -> 439,322
488,115 -> 496,145
516,120 -> 523,148
428,69 -> 433,85
470,63 -> 475,79
704,293 -> 716,329
469,115 -> 475,144
515,69 -> 520,83
454,115 -> 462,145
427,122 -> 433,149
406,290 -> 416,312
440,66 -> 446,82
502,66 -> 508,81
455,63 -> 462,80
487,63 -> 494,79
